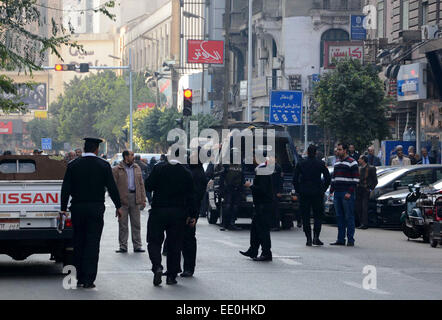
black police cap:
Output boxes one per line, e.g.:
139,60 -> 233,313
83,137 -> 103,144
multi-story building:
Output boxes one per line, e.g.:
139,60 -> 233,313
223,0 -> 364,129
367,0 -> 442,158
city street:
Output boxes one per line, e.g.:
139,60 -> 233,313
0,196 -> 442,300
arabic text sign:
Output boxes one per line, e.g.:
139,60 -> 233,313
351,15 -> 367,40
41,138 -> 52,150
187,40 -> 224,64
324,41 -> 364,69
269,91 -> 303,126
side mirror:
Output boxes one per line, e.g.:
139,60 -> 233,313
393,180 -> 401,190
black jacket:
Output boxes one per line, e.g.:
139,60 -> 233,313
61,155 -> 121,211
293,157 -> 331,196
145,160 -> 197,218
188,163 -> 208,203
367,154 -> 381,166
250,163 -> 274,204
271,163 -> 283,195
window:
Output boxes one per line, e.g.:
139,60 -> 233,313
320,29 -> 350,67
0,160 -> 36,174
377,1 -> 384,38
399,169 -> 435,186
402,0 -> 409,30
323,0 -> 330,9
340,0 -> 348,10
422,1 -> 428,26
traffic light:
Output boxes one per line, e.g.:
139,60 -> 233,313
54,64 -> 76,71
183,89 -> 192,116
79,63 -> 89,73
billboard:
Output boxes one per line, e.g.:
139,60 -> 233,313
397,63 -> 427,101
1,83 -> 47,110
324,41 -> 364,69
187,40 -> 224,64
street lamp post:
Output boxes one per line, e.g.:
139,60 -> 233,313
247,0 -> 253,122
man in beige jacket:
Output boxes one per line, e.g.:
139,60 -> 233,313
112,150 -> 147,253
390,145 -> 411,166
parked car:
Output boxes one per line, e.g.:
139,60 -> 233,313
324,166 -> 399,223
378,178 -> 442,229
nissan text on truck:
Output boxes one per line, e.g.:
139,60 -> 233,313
0,155 -> 73,267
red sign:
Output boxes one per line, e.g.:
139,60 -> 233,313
137,103 -> 155,110
0,122 -> 12,134
187,40 -> 224,64
0,192 -> 59,204
324,41 -> 364,69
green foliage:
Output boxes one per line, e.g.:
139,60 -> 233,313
131,108 -> 221,153
51,71 -> 156,152
0,0 -> 116,113
312,59 -> 390,152
26,117 -> 63,150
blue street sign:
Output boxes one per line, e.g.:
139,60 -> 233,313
351,15 -> 367,40
269,91 -> 303,126
41,138 -> 52,150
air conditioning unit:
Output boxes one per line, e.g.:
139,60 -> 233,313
259,48 -> 269,60
422,24 -> 440,40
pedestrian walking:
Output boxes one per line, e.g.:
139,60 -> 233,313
293,145 -> 331,246
134,154 -> 148,180
407,146 -> 418,165
367,146 -> 381,166
418,147 -> 436,164
179,148 -> 208,277
75,148 -> 82,158
112,150 -> 147,253
240,159 -> 274,261
348,144 -> 360,161
391,145 -> 411,166
355,155 -> 377,230
145,153 -> 197,286
329,143 -> 360,247
60,137 -> 122,289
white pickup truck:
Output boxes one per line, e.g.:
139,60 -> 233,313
0,155 -> 73,266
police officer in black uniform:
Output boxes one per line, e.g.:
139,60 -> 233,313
145,153 -> 197,286
218,148 -> 244,231
60,138 -> 122,289
293,144 -> 331,246
240,159 -> 274,261
179,148 -> 208,277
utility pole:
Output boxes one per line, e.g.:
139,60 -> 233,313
247,0 -> 253,122
222,0 -> 231,128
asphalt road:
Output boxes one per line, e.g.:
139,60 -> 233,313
1,196 -> 442,300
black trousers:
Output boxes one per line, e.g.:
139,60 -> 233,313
356,186 -> 370,227
271,197 -> 281,229
147,207 -> 187,275
250,203 -> 272,256
299,194 -> 324,239
222,188 -> 241,228
70,202 -> 105,285
180,200 -> 201,273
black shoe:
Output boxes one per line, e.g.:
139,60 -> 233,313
330,241 -> 346,246
76,282 -> 84,288
228,225 -> 242,231
220,227 -> 227,231
239,250 -> 257,259
347,242 -> 355,247
313,238 -> 324,246
153,268 -> 163,286
115,248 -> 127,253
357,225 -> 368,230
253,255 -> 272,262
134,248 -> 145,253
180,271 -> 194,278
166,275 -> 177,285
270,227 -> 281,231
306,239 -> 312,246
83,283 -> 96,289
